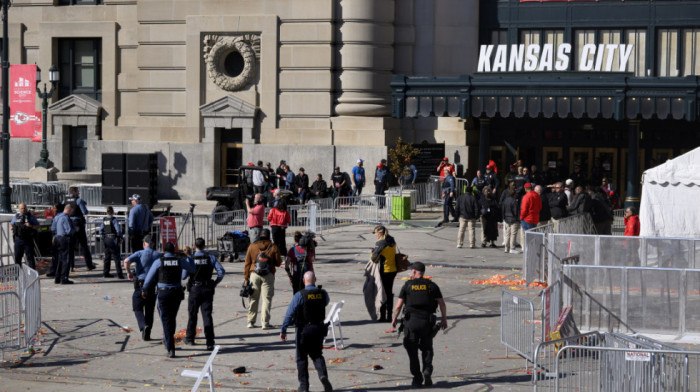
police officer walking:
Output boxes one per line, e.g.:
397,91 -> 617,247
183,237 -> 225,351
280,271 -> 333,392
52,204 -> 76,284
63,186 -> 96,271
391,262 -> 448,388
100,206 -> 124,279
128,194 -> 154,252
10,203 -> 39,268
142,242 -> 195,358
123,235 -> 161,341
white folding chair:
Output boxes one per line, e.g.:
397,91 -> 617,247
181,345 -> 220,392
324,300 -> 345,349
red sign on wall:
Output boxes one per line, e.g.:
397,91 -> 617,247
159,217 -> 179,251
10,64 -> 38,139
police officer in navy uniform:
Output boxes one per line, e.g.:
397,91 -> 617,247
52,204 -> 76,284
10,203 -> 40,268
100,206 -> 124,279
128,194 -> 154,252
47,203 -> 65,278
63,186 -> 96,271
183,237 -> 225,351
280,271 -> 333,392
142,241 -> 195,358
392,262 -> 448,388
123,235 -> 161,341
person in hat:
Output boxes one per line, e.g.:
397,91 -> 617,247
123,234 -> 162,342
520,182 -> 542,232
437,157 -> 455,181
400,158 -> 418,186
128,193 -> 154,252
351,159 -> 366,196
392,261 -> 448,388
564,178 -> 574,204
374,162 -> 389,208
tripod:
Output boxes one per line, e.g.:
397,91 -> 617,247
177,203 -> 197,247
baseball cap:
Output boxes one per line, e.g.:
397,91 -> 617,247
524,182 -> 533,189
411,261 -> 426,273
334,166 -> 340,171
299,167 -> 305,172
404,158 -> 410,162
565,179 -> 573,186
357,158 -> 364,163
129,194 -> 141,202
442,157 -> 449,161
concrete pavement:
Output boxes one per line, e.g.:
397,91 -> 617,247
0,221 -> 534,392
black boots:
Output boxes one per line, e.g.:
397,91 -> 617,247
378,295 -> 394,322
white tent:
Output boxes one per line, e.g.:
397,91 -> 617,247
640,146 -> 700,238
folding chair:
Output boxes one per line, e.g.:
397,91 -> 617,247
324,300 -> 345,349
180,345 -> 220,392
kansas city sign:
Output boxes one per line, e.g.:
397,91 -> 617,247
477,43 -> 633,73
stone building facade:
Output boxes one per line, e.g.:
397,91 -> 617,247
3,0 -> 479,199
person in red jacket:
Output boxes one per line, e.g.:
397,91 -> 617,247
519,183 -> 541,232
268,199 -> 292,256
624,207 -> 640,236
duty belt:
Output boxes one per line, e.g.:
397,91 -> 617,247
192,280 -> 213,287
157,286 -> 181,292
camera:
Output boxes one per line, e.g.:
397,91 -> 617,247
239,282 -> 254,298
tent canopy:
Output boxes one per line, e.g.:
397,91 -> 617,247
640,147 -> 700,238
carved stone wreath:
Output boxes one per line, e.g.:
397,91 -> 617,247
203,35 -> 259,92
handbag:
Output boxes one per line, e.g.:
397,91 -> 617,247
395,245 -> 410,272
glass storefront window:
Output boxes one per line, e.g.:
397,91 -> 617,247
683,29 -> 700,76
626,29 -> 647,76
658,29 -> 679,76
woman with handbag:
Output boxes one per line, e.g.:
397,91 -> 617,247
371,225 -> 397,322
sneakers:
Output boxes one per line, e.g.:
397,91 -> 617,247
504,249 -> 509,253
167,350 -> 176,358
247,322 -> 255,329
320,376 -> 333,392
456,244 -> 462,248
510,249 -> 523,254
262,324 -> 273,330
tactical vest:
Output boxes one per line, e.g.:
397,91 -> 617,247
192,254 -> 213,282
405,278 -> 437,316
64,195 -> 84,219
158,256 -> 182,285
474,177 -> 486,191
103,217 -> 116,236
14,214 -> 34,240
297,288 -> 326,326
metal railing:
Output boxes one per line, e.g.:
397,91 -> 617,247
612,209 -> 625,236
75,183 -> 102,207
501,290 -> 537,362
0,264 -> 41,361
533,331 -> 603,391
3,181 -> 68,207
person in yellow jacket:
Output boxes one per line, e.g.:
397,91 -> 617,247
371,225 -> 397,322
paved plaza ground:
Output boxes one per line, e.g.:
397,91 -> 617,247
0,213 -> 540,392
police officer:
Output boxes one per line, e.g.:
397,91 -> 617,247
280,271 -> 333,392
183,237 -> 225,351
52,204 -> 76,284
10,203 -> 39,268
123,235 -> 161,341
63,186 -> 96,271
100,206 -> 124,279
47,203 -> 65,278
128,194 -> 154,252
142,241 -> 195,358
391,262 -> 448,388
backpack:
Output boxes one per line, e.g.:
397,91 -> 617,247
375,168 -> 387,184
254,249 -> 271,276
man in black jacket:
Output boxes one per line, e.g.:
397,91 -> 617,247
501,188 -> 521,254
310,174 -> 328,199
568,186 -> 592,215
455,186 -> 480,249
535,185 -> 552,225
295,168 -> 310,202
589,187 -> 613,235
547,182 -> 568,230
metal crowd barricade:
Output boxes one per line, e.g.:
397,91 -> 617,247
0,217 -> 15,266
332,195 -> 391,226
75,183 -> 102,207
210,209 -> 247,241
501,290 -> 537,362
175,214 -> 213,248
85,217 -> 129,258
554,345 -> 699,392
612,209 -> 625,236
0,263 -> 42,361
5,181 -> 68,206
533,331 -> 603,391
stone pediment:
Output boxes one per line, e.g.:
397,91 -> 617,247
48,94 -> 102,116
199,95 -> 257,119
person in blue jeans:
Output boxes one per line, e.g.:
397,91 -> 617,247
351,159 -> 365,196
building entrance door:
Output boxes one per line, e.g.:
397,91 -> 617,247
569,147 -> 593,185
221,143 -> 243,187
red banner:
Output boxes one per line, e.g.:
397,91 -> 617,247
159,217 -> 179,251
31,111 -> 42,142
10,64 -> 38,139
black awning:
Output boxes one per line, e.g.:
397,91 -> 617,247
391,74 -> 700,122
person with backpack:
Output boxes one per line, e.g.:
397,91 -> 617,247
99,206 -> 125,278
286,232 -> 316,293
244,228 -> 282,329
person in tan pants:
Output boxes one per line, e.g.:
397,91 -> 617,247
455,187 -> 480,248
244,228 -> 282,329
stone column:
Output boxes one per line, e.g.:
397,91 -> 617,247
335,0 -> 395,116
625,120 -> 641,208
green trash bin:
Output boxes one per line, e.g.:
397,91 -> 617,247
391,196 -> 411,220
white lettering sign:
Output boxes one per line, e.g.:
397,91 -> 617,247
478,44 -> 633,73
625,352 -> 651,362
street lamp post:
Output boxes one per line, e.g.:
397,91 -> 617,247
0,0 -> 11,213
34,64 -> 58,169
